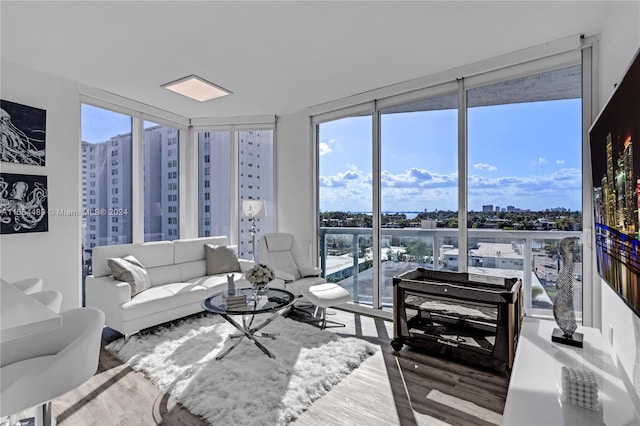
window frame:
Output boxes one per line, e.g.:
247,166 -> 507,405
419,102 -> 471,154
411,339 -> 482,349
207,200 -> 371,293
311,36 -> 597,325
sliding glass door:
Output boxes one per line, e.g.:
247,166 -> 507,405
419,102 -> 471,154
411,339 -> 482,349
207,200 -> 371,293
467,65 -> 583,317
318,115 -> 373,303
379,94 -> 458,307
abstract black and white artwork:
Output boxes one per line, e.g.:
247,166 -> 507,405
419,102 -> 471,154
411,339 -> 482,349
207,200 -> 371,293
1,99 -> 46,166
0,173 -> 48,234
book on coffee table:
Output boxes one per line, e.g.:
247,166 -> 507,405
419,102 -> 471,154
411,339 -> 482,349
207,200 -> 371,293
225,294 -> 247,309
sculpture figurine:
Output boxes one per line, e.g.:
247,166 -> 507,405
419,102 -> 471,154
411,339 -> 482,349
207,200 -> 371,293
552,237 -> 581,345
226,274 -> 235,296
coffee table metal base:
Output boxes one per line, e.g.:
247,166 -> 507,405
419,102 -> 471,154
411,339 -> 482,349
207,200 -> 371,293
216,306 -> 290,360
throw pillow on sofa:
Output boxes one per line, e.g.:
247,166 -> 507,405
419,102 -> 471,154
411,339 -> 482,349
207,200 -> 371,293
108,255 -> 151,297
205,244 -> 241,275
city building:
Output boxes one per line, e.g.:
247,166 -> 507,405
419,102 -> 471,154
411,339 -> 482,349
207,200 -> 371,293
83,127 -> 273,269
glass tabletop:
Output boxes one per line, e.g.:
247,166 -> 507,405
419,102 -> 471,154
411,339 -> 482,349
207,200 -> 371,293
202,288 -> 295,315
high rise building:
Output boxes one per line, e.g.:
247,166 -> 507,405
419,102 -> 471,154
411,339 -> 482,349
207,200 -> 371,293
83,127 -> 274,270
144,125 -> 180,241
197,129 -> 274,260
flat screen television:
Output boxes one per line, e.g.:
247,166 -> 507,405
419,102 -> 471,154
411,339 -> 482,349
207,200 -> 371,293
589,47 -> 640,318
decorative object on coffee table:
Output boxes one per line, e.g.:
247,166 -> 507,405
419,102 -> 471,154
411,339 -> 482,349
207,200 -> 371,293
552,237 -> 583,347
226,273 -> 236,295
245,263 -> 274,301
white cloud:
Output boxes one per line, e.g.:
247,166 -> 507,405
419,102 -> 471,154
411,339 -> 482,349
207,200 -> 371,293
473,163 -> 497,172
319,165 -> 364,187
319,142 -> 332,156
556,159 -> 565,165
531,157 -> 547,166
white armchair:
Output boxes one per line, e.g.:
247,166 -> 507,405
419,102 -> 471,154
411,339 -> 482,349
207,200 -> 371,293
258,232 -> 326,297
1,307 -> 105,426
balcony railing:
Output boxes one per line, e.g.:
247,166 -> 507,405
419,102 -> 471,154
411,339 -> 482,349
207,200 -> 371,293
319,227 -> 583,318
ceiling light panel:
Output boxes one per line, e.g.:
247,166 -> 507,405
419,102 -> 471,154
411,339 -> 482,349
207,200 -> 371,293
162,75 -> 231,102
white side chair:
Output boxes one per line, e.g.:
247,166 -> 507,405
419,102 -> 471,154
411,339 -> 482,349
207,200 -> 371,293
0,277 -> 43,295
258,232 -> 326,298
30,291 -> 63,313
0,307 -> 105,426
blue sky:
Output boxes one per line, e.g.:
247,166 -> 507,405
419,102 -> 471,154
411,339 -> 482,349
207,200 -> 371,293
81,104 -> 158,143
319,98 -> 582,212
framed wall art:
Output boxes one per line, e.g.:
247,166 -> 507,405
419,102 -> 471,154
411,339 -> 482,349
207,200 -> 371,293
0,172 -> 48,234
589,47 -> 640,318
1,99 -> 46,166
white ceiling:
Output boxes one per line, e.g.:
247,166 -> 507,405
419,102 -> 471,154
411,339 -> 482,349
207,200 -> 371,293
1,1 -> 613,120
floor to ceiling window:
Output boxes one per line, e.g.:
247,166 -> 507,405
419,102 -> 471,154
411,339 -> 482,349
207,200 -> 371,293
318,114 -> 373,303
198,131 -> 232,238
379,93 -> 458,307
197,128 -> 275,261
315,46 -> 590,318
80,104 -> 133,288
467,65 -> 583,317
144,121 -> 180,242
238,129 -> 274,261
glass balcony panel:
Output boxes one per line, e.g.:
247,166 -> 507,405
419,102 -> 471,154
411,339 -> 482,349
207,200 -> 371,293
321,229 -> 373,304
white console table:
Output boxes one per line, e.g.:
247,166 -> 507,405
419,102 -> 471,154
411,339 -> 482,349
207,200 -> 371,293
503,317 -> 640,425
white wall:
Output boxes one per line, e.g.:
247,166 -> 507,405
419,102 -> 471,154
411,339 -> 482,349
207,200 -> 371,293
274,110 -> 316,261
0,60 -> 82,311
597,0 -> 640,401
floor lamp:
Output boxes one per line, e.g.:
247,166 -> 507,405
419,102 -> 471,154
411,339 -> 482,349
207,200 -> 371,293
242,199 -> 266,261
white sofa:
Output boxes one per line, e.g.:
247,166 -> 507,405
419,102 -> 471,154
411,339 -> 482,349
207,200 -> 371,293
86,236 -> 253,337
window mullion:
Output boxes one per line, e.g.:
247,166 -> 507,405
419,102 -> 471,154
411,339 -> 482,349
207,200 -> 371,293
372,105 -> 381,310
458,79 -> 469,272
131,117 -> 144,243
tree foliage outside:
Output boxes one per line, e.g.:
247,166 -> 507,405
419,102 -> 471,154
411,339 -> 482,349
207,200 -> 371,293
320,210 -> 582,231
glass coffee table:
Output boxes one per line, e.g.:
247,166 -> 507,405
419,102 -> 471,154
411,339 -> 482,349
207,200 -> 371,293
202,288 -> 295,360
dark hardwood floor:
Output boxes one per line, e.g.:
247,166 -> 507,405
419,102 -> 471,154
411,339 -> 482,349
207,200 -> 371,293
21,309 -> 509,425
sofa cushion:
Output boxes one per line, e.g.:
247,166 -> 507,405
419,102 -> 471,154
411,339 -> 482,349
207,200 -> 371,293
173,236 -> 229,264
177,260 -> 207,282
108,255 -> 151,297
205,244 -> 241,275
146,265 -> 182,287
121,282 -> 207,322
93,241 -> 174,278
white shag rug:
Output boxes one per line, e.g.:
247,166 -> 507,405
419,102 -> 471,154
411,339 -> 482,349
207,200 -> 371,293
106,314 -> 377,425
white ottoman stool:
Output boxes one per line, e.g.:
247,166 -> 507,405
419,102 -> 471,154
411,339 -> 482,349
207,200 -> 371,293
302,283 -> 351,329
